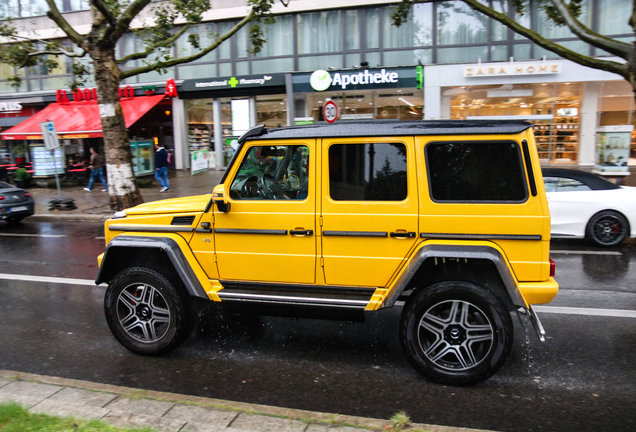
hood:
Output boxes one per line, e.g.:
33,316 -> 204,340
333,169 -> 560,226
123,194 -> 211,215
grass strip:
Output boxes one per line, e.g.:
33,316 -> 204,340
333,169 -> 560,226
0,402 -> 155,432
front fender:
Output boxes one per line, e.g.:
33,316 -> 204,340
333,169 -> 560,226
96,234 -> 213,300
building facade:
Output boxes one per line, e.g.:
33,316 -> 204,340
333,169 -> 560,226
1,0 -> 634,172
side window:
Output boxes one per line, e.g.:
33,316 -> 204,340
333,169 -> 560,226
328,143 -> 407,201
556,178 -> 591,192
426,141 -> 527,202
230,145 -> 309,200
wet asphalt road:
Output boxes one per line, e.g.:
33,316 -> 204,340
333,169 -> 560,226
0,220 -> 635,432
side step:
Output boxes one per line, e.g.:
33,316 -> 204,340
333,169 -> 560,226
217,281 -> 376,321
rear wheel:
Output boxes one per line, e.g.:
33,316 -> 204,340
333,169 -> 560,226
400,281 -> 513,386
585,210 -> 629,247
104,267 -> 195,355
6,217 -> 24,224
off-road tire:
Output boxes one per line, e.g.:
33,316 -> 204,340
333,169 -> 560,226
104,266 -> 195,355
400,281 -> 513,386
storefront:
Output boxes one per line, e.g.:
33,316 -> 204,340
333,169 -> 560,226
178,73 -> 287,170
290,66 -> 423,123
1,85 -> 175,177
423,58 -> 630,167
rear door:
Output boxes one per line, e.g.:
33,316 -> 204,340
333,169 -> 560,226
320,138 -> 418,287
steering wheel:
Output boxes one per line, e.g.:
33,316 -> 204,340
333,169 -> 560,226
259,173 -> 286,199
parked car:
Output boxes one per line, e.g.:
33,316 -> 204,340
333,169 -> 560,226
542,168 -> 636,246
97,121 -> 558,386
0,180 -> 35,223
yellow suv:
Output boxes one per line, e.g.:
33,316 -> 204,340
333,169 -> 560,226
97,120 -> 557,385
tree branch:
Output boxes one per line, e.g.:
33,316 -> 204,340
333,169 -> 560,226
548,0 -> 631,57
90,0 -> 116,28
29,49 -> 87,59
113,0 -> 153,41
460,0 -> 628,79
45,0 -> 87,49
116,24 -> 190,64
122,10 -> 255,79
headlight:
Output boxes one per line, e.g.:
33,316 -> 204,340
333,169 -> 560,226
111,211 -> 127,219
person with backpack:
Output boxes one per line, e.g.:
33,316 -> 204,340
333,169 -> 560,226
154,143 -> 170,192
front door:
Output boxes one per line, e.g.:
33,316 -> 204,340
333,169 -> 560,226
321,138 -> 419,287
213,141 -> 316,284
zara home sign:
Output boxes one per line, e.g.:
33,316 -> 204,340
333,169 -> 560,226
464,61 -> 561,78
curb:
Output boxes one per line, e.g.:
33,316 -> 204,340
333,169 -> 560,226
30,213 -> 110,222
0,370 -> 492,432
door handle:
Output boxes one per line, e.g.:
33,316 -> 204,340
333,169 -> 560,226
290,229 -> 313,236
390,231 -> 416,238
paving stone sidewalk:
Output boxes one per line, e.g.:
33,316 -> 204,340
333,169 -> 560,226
0,370 -> 491,432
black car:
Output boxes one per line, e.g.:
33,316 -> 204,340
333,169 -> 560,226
0,181 -> 35,223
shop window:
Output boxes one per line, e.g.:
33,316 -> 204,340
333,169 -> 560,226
329,143 -> 407,201
231,145 -> 310,200
436,2 -> 487,45
297,10 -> 342,54
256,95 -> 287,129
426,141 -> 527,202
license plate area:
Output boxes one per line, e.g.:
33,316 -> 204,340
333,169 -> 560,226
10,206 -> 28,212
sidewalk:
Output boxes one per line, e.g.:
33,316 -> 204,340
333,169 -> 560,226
0,370 -> 490,432
28,169 -> 224,222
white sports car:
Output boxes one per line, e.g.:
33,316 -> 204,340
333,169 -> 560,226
542,168 -> 636,246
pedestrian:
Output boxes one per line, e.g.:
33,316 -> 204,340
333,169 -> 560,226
83,147 -> 107,192
154,142 -> 170,192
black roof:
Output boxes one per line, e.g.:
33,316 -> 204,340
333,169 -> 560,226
242,120 -> 532,142
541,168 -> 621,190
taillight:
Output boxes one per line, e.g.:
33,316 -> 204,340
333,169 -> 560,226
24,192 -> 32,197
549,258 -> 556,278
0,195 -> 4,200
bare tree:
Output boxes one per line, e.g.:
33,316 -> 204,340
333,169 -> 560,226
393,0 -> 633,92
0,0 -> 287,210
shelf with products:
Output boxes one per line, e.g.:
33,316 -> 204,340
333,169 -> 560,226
532,116 -> 579,156
188,123 -> 212,151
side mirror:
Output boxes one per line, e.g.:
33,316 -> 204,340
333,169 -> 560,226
212,184 -> 231,213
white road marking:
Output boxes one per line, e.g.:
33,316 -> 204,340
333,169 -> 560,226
94,236 -> 105,240
534,306 -> 636,319
550,250 -> 622,256
0,233 -> 65,238
0,273 -> 103,287
0,273 -> 634,319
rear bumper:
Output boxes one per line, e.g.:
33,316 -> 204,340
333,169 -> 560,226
0,204 -> 35,219
518,277 -> 559,306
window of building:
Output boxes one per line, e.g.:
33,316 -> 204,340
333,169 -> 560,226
231,145 -> 310,200
436,2 -> 487,45
329,143 -> 407,201
383,3 -> 433,48
598,0 -> 633,35
297,10 -> 342,54
426,141 -> 527,202
255,14 -> 294,57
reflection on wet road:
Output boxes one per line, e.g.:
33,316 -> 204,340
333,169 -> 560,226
0,221 -> 635,432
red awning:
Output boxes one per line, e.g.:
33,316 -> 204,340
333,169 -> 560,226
0,95 -> 165,140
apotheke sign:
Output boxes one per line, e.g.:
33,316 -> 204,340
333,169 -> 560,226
294,67 -> 417,93
464,61 -> 561,78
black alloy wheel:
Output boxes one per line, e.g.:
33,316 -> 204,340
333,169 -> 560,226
586,210 -> 629,247
400,281 -> 513,386
104,267 -> 195,355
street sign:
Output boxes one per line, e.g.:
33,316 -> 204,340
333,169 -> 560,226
40,121 -> 60,150
323,100 -> 338,123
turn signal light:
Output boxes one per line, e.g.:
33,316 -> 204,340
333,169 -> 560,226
549,258 -> 556,277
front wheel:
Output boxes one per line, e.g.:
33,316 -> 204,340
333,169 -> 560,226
104,267 -> 195,355
400,281 -> 513,386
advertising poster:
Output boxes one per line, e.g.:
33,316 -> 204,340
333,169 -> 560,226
191,148 -> 209,174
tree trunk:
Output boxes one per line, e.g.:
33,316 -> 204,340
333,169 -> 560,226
90,46 -> 144,211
